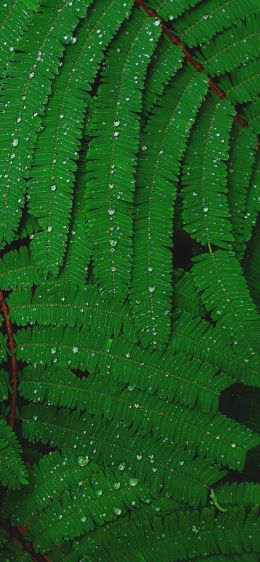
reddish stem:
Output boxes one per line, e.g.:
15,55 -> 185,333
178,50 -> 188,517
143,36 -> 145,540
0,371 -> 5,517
1,520 -> 51,562
0,290 -> 17,426
135,0 -> 249,126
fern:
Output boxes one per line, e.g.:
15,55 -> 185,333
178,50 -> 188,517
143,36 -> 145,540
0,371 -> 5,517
0,0 -> 259,559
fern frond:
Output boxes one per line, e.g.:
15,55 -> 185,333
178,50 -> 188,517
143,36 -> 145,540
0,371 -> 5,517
15,326 -> 233,412
131,66 -> 208,349
219,59 -> 260,104
173,0 -> 260,48
244,98 -> 260,134
20,403 -> 224,507
0,418 -> 28,489
227,123 -> 257,257
28,0 -> 134,277
147,0 -> 201,21
0,0 -> 92,245
173,269 -> 207,318
244,217 -> 260,310
192,250 -> 260,360
181,95 -> 235,249
26,464 -> 154,551
85,9 -> 161,301
60,143 -> 90,285
0,0 -> 38,81
170,311 -> 260,386
142,35 -> 184,116
197,13 -> 260,76
60,506 -> 260,562
19,366 -> 260,471
242,150 -> 260,248
8,283 -> 135,339
0,246 -> 41,289
216,482 -> 260,509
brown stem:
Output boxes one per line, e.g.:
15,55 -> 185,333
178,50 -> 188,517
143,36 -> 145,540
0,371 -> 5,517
1,520 -> 51,562
0,290 -> 17,426
135,0 -> 249,127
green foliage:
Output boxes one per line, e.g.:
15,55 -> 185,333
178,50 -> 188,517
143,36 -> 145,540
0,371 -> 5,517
0,0 -> 259,559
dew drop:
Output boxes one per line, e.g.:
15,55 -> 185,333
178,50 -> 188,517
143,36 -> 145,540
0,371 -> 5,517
12,139 -> 18,147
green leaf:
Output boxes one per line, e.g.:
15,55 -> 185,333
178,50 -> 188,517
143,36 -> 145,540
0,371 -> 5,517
28,0 -> 134,277
0,247 -> 41,290
182,95 -> 235,249
85,8 -> 161,301
131,66 -> 208,350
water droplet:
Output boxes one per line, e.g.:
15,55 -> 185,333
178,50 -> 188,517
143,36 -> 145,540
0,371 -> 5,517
110,240 -> 117,247
78,456 -> 89,466
12,139 -> 18,147
118,462 -> 125,471
113,131 -> 119,137
153,19 -> 161,26
108,208 -> 115,216
136,454 -> 142,460
129,478 -> 138,487
81,515 -> 87,523
97,489 -> 103,496
113,482 -> 120,489
231,443 -> 237,448
51,185 -> 56,191
114,120 -> 120,127
72,346 -> 79,354
149,286 -> 155,293
113,507 -> 122,515
141,145 -> 147,151
47,226 -> 52,232
148,266 -> 153,272
16,117 -> 22,123
203,207 -> 208,213
51,347 -> 57,354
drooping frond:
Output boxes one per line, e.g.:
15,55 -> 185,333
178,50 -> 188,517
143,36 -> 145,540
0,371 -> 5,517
131,66 -> 208,350
172,0 -> 260,48
85,8 -> 161,302
28,0 -> 134,277
197,13 -> 260,76
181,95 -> 235,249
15,326 -> 233,412
0,418 -> 28,489
227,122 -> 257,257
19,366 -> 260,471
216,482 -> 260,509
0,0 -> 92,245
20,403 -> 224,507
192,250 -> 260,357
8,282 -> 136,340
142,35 -> 184,116
0,246 -> 41,290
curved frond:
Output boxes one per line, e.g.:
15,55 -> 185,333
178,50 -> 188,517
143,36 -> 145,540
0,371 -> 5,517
15,326 -> 233,412
28,0 -> 134,277
173,269 -> 206,318
19,366 -> 260,471
0,0 -> 93,245
131,66 -> 208,349
85,8 -> 161,301
147,0 -> 202,21
20,403 -> 224,507
8,282 -> 136,340
182,95 -> 235,249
